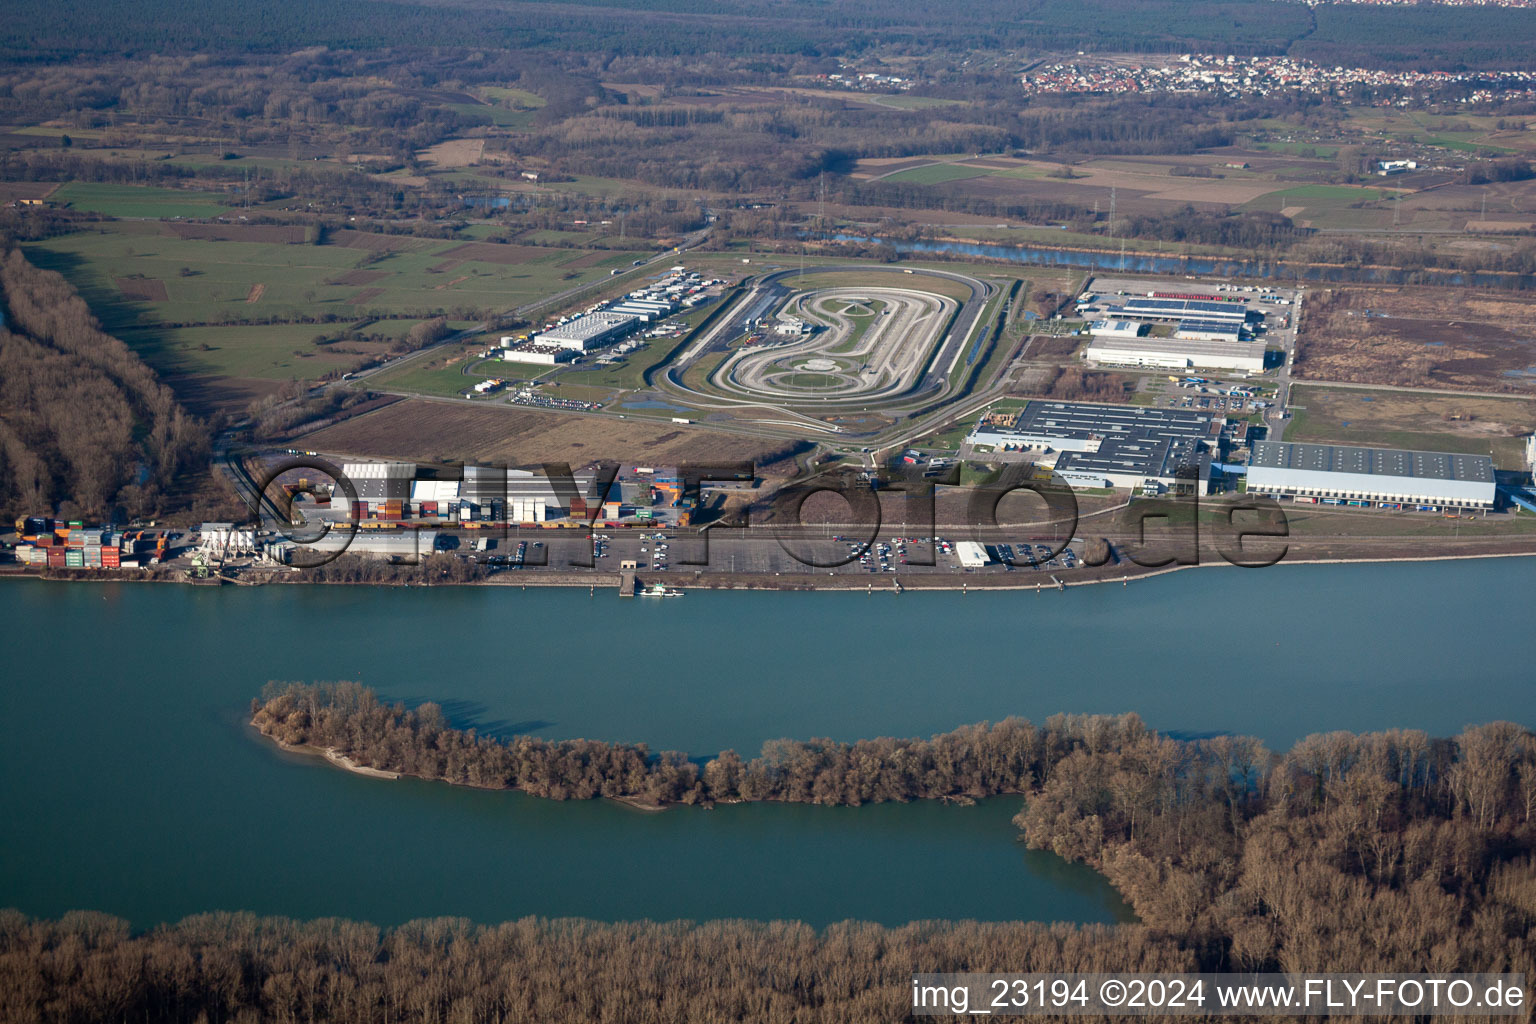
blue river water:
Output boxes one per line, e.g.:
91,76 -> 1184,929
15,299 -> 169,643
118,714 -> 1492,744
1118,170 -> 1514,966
1,557 -> 1531,929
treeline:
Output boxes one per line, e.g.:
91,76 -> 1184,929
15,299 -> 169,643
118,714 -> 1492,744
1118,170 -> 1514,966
1038,366 -> 1132,403
0,248 -> 208,519
7,0 -> 1534,71
10,708 -> 1535,1021
251,682 -> 1140,806
0,912 -> 1190,1024
1018,723 -> 1536,974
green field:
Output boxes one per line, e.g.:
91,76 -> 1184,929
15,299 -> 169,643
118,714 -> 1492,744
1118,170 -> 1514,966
478,86 -> 546,109
112,321 -> 452,380
23,226 -> 646,332
1245,184 -> 1403,211
881,163 -> 994,185
369,363 -> 482,398
781,373 -> 840,388
447,103 -> 537,129
52,182 -> 234,219
1249,141 -> 1340,160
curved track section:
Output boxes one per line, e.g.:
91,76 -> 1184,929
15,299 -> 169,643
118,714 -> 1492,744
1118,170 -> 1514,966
659,266 -> 992,429
713,287 -> 956,406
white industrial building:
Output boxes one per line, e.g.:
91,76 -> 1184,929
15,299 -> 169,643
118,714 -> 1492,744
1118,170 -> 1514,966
1089,319 -> 1148,340
501,343 -> 576,365
411,480 -> 461,505
1173,320 -> 1244,342
955,541 -> 990,568
338,462 -> 416,507
1084,333 -> 1265,373
277,530 -> 443,562
534,312 -> 639,351
1246,441 -> 1495,510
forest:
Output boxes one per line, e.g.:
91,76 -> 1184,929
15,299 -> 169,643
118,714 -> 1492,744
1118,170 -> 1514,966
5,688 -> 1533,1022
250,681 -> 1063,805
5,0 -> 1536,71
0,248 -> 210,520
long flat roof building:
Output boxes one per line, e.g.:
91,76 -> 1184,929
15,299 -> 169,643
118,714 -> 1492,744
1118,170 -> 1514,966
966,401 -> 1218,493
1085,332 -> 1264,374
1247,441 -> 1495,509
1115,296 -> 1250,324
534,312 -> 639,351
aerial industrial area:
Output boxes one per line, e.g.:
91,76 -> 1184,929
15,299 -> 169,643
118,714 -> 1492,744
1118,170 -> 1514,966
9,0 -> 1536,1016
10,262 -> 1529,588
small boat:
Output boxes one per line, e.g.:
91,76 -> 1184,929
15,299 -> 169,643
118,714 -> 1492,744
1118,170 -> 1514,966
639,582 -> 684,597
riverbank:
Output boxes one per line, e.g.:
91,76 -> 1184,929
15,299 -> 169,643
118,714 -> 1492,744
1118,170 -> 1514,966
8,538 -> 1536,593
265,735 -> 402,780
7,559 -> 1531,931
248,682 -> 1064,811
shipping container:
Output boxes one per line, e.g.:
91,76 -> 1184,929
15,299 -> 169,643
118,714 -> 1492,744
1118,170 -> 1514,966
46,548 -> 66,567
65,551 -> 85,567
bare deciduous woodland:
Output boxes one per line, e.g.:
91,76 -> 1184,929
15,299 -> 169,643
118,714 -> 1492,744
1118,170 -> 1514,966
2,684 -> 1532,1022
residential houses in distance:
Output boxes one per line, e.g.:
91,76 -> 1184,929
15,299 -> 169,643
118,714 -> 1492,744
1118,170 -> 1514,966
1020,53 -> 1536,104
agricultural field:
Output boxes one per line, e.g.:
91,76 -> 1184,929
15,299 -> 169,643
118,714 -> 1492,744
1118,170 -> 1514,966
1342,109 -> 1531,156
23,226 -> 640,332
1240,182 -> 1406,230
1295,285 -> 1536,393
1284,383 -> 1536,468
20,220 -> 644,414
366,362 -> 487,400
114,321 -> 443,380
52,182 -> 237,219
293,398 -> 782,467
850,151 -> 1350,217
880,163 -> 1000,185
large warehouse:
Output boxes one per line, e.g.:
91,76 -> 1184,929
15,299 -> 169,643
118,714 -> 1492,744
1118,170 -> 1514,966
533,312 -> 640,351
1114,296 -> 1251,325
1084,333 -> 1265,373
1246,441 -> 1496,510
965,401 -> 1219,493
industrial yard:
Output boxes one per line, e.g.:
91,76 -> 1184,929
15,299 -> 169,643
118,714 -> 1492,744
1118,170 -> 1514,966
10,263 -> 1536,589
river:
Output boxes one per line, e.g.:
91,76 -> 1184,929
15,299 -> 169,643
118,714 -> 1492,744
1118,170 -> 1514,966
2,557 -> 1532,929
830,234 -> 1536,288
